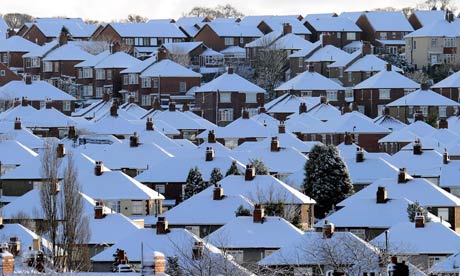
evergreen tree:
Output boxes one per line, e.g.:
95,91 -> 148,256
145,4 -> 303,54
165,256 -> 183,276
407,201 -> 431,222
302,144 -> 354,219
225,160 -> 242,176
209,167 -> 223,186
249,158 -> 270,175
235,205 -> 251,216
183,166 -> 206,200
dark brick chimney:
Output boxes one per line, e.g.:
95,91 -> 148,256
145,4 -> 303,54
192,241 -> 204,260
242,109 -> 249,119
68,126 -> 76,139
213,185 -> 224,200
205,147 -> 215,161
320,96 -> 327,104
386,63 -> 392,71
129,132 -> 139,147
208,130 -> 216,143
14,117 -> 21,130
152,97 -> 162,110
322,220 -> 334,239
156,217 -> 170,235
439,118 -> 448,128
443,149 -> 450,164
168,102 -> 176,112
356,147 -> 364,162
6,28 -> 16,38
182,102 -> 189,112
299,102 -> 307,114
342,103 -> 352,114
282,23 -> 292,35
146,117 -> 154,131
415,212 -> 425,228
24,75 -> 32,85
45,99 -> 52,109
362,41 -> 372,55
58,28 -> 68,46
8,237 -> 20,257
94,161 -> 103,176
421,83 -> 429,91
13,98 -> 20,107
271,137 -> 280,152
413,138 -> 422,155
56,143 -> 65,158
258,105 -> 266,114
376,186 -> 387,204
398,168 -> 409,183
414,110 -> 424,122
278,121 -> 286,134
227,67 -> 234,74
157,48 -> 167,61
383,106 -> 390,116
102,93 -> 110,102
245,165 -> 255,181
253,204 -> 265,223
321,33 -> 332,47
308,64 -> 315,72
344,132 -> 353,145
110,102 -> 118,117
94,201 -> 105,219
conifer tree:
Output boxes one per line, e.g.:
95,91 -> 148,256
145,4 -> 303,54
249,158 -> 270,175
209,167 -> 223,186
302,144 -> 354,219
407,201 -> 431,222
183,166 -> 206,200
225,160 -> 242,176
165,256 -> 183,276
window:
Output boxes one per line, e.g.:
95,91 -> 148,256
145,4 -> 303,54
106,70 -> 112,80
106,200 -> 120,213
96,69 -> 105,80
326,90 -> 338,101
346,32 -> 356,40
156,184 -> 165,194
219,92 -> 231,103
150,38 -> 158,46
445,38 -> 456,47
53,62 -> 59,72
219,108 -> 234,121
1,53 -> 8,64
141,95 -> 151,106
0,70 -> 5,77
298,57 -> 303,68
404,88 -> 414,95
264,250 -> 277,258
408,106 -> 413,115
31,58 -> 40,68
43,61 -> 53,72
358,105 -> 365,114
179,82 -> 186,93
245,93 -> 257,103
185,226 -> 200,236
224,37 -> 234,46
336,32 -> 341,39
445,54 -> 455,64
25,58 -> 31,68
83,68 -> 92,78
379,89 -> 390,99
152,77 -> 159,88
128,73 -> 138,84
123,74 -> 129,85
348,72 -> 352,83
39,101 -> 46,109
32,75 -> 40,81
82,85 -> 93,96
96,87 -> 103,98
431,38 -> 437,47
247,108 -> 258,117
143,37 -> 150,46
377,105 -> 385,116
78,69 -> 83,78
339,67 -> 343,78
131,200 -> 145,215
239,37 -> 244,44
379,32 -> 387,40
63,101 -> 71,111
141,77 -> 151,88
391,32 -> 396,38
345,89 -> 353,98
226,250 -> 243,263
301,90 -> 312,97
420,106 -> 428,116
439,106 -> 447,117
294,267 -> 313,276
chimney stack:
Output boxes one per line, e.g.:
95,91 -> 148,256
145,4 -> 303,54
129,132 -> 139,147
227,67 -> 234,74
207,130 -> 216,143
342,103 -> 352,114
157,48 -> 167,61
398,168 -> 409,183
258,105 -> 266,114
376,186 -> 387,204
152,97 -> 162,110
356,147 -> 364,162
205,147 -> 215,161
439,118 -> 448,129
242,109 -> 249,119
6,28 -> 16,38
14,117 -> 21,130
32,238 -> 40,251
308,64 -> 315,72
146,117 -> 154,131
344,132 -> 353,145
362,41 -> 372,55
168,102 -> 176,112
13,98 -> 20,107
320,96 -> 327,104
24,75 -> 32,85
156,217 -> 169,235
415,212 -> 425,228
192,241 -> 204,260
253,204 -> 265,223
271,137 -> 280,152
153,252 -> 166,275
94,201 -> 105,219
213,185 -> 224,200
383,106 -> 390,116
110,42 -> 120,54
21,97 -> 28,107
421,83 -> 429,91
182,102 -> 189,112
8,237 -> 20,257
58,28 -> 68,46
322,220 -> 335,239
245,165 -> 255,181
102,92 -> 110,102
128,94 -> 135,104
94,161 -> 103,176
413,138 -> 422,155
321,33 -> 332,47
56,143 -> 65,158
299,102 -> 307,114
443,149 -> 450,164
68,126 -> 76,139
45,98 -> 52,109
282,23 -> 292,35
278,121 -> 286,134
386,63 -> 392,71
117,250 -> 127,264
414,110 -> 424,122
110,102 -> 118,117
0,248 -> 14,275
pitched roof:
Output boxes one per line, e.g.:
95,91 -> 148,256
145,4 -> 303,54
75,50 -> 111,67
0,36 -> 41,52
0,80 -> 76,101
363,11 -> 414,32
109,22 -> 187,38
412,10 -> 446,27
42,44 -> 93,61
305,17 -> 361,32
196,72 -> 266,93
203,22 -> 263,37
432,71 -> 460,88
139,59 -> 202,78
275,70 -> 345,91
386,88 -> 460,107
405,18 -> 460,38
93,52 -> 141,69
306,44 -> 351,63
344,55 -> 402,72
324,111 -> 390,134
354,69 -> 419,89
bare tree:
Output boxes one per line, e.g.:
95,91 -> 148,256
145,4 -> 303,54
185,4 -> 244,19
405,70 -> 430,84
166,46 -> 191,67
424,0 -> 457,11
2,13 -> 34,29
89,34 -> 131,54
126,14 -> 148,23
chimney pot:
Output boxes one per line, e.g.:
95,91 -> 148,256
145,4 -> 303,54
244,165 -> 255,181
157,48 -> 167,61
421,83 -> 429,91
398,168 -> 409,183
322,220 -> 334,239
308,64 -> 315,72
208,130 -> 216,143
21,97 -> 28,106
146,117 -> 154,131
299,102 -> 307,114
24,75 -> 32,85
94,201 -> 105,219
213,185 -> 224,200
110,102 -> 118,117
386,63 -> 392,71
156,217 -> 170,235
253,204 -> 265,223
376,186 -> 387,204
168,102 -> 176,112
227,67 -> 234,74
344,132 -> 353,145
56,143 -> 65,158
242,109 -> 249,119
67,126 -> 76,139
130,132 -> 139,147
282,23 -> 292,35
102,93 -> 110,102
182,102 -> 189,112
415,212 -> 425,228
271,136 -> 280,152
413,139 -> 422,155
356,147 -> 364,162
320,96 -> 327,104
95,161 -> 103,176
152,97 -> 162,110
14,117 -> 21,130
278,121 -> 286,134
439,118 -> 448,129
205,147 -> 215,161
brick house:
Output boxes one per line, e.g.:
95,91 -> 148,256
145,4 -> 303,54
74,50 -> 110,99
194,68 -> 266,125
408,10 -> 445,30
386,83 -> 460,123
160,41 -> 207,67
193,22 -> 263,52
353,64 -> 420,118
0,63 -> 22,86
305,40 -> 352,76
0,36 -> 41,70
356,11 -> 414,54
431,71 -> 460,102
303,16 -> 362,49
121,50 -> 202,109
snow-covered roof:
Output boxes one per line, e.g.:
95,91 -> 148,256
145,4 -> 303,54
75,50 -> 111,68
120,103 -> 148,119
0,140 -> 37,166
31,18 -> 97,38
371,221 -> 460,255
373,114 -> 407,131
94,52 -> 141,69
88,211 -> 140,245
22,107 -> 79,128
305,16 -> 361,32
275,70 -> 345,91
363,11 -> 414,32
386,88 -> 460,107
176,16 -> 207,26
162,41 -> 203,54
432,71 -> 460,88
148,108 -> 209,130
344,55 -> 402,72
0,36 -> 40,53
240,15 -> 309,34
285,112 -> 330,134
82,114 -> 140,136
203,22 -> 263,37
0,126 -> 44,150
237,132 -> 318,154
339,11 -> 364,23
0,223 -> 52,253
306,45 -> 351,63
412,10 -> 446,27
206,216 -> 303,248
306,102 -> 341,121
430,252 -> 460,274
196,72 -> 266,94
324,111 -> 390,134
139,59 -> 202,78
109,22 -> 187,38
272,33 -> 313,50
22,40 -> 58,58
0,80 -> 76,101
220,46 -> 246,56
344,154 -> 399,184
42,44 -> 93,61
354,69 -> 420,89
387,148 -> 442,177
328,50 -> 361,68
440,159 -> 460,188
266,94 -> 321,115
405,18 -> 460,38
201,117 -> 271,139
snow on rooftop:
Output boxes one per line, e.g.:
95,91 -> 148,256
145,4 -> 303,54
75,50 -> 111,67
42,44 -> 93,61
432,71 -> 460,88
354,69 -> 420,89
344,55 -> 402,72
196,72 -> 266,94
373,114 -> 407,131
324,112 -> 390,134
0,36 -> 41,52
0,80 -> 76,101
140,59 -> 202,78
94,52 -> 141,69
386,88 -> 460,107
305,102 -> 341,121
405,18 -> 460,38
344,155 -> 399,184
110,22 -> 187,38
305,16 -> 361,32
306,45 -> 351,63
412,10 -> 446,27
204,22 -> 263,37
363,11 -> 414,32
275,70 -> 345,91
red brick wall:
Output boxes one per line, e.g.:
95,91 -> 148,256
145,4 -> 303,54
194,25 -> 225,51
432,87 -> 460,103
0,51 -> 28,68
22,25 -> 48,45
0,63 -> 21,86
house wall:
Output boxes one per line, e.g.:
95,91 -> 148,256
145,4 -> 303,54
353,88 -> 406,118
432,87 -> 460,102
41,60 -> 81,80
1,180 -> 35,196
22,25 -> 48,45
388,106 -> 456,124
0,64 -> 22,86
92,24 -> 123,46
0,51 -> 28,68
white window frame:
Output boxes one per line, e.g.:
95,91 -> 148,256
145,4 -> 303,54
43,61 -> 53,72
0,70 -> 5,77
95,69 -> 105,80
179,82 -> 187,93
439,106 -> 447,117
379,89 -> 391,100
379,32 -> 387,40
96,87 -> 103,98
83,67 -> 92,78
62,101 -> 71,111
326,90 -> 338,101
152,77 -> 159,88
131,200 -> 145,215
420,106 -> 428,117
219,92 -> 231,103
141,95 -> 151,106
224,37 -> 234,46
141,77 -> 151,88
346,32 -> 356,40
245,93 -> 257,103
226,250 -> 244,263
128,73 -> 138,84
219,108 -> 233,122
